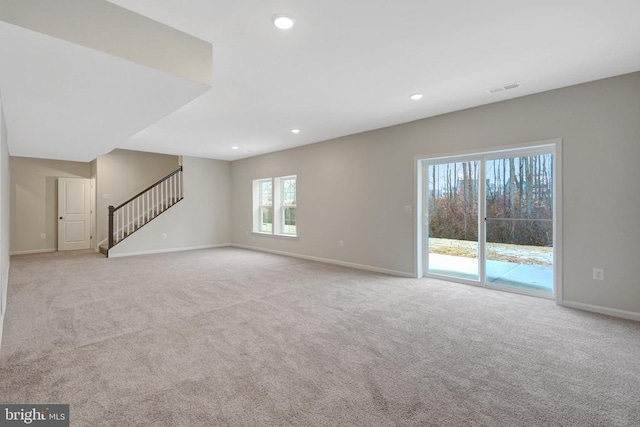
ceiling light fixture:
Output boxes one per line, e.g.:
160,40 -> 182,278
291,129 -> 300,134
272,14 -> 295,30
410,93 -> 424,101
231,146 -> 239,150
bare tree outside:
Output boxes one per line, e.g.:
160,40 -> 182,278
428,154 -> 553,247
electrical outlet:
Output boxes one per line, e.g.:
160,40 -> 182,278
404,205 -> 412,214
40,233 -> 46,239
339,240 -> 344,248
593,268 -> 604,280
162,233 -> 168,240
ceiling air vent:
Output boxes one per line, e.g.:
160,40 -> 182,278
488,82 -> 521,94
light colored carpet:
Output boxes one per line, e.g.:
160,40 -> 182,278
1,247 -> 638,426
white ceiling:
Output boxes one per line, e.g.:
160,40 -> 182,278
4,0 -> 640,162
0,21 -> 209,162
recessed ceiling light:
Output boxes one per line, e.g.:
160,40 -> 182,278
291,129 -> 301,134
231,146 -> 239,150
272,14 -> 295,30
410,93 -> 424,101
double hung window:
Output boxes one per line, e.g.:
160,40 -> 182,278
253,175 -> 297,237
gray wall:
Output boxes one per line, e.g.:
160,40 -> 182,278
1,97 -> 10,330
109,156 -> 231,256
9,157 -> 91,254
90,158 -> 97,249
95,149 -> 179,244
230,72 -> 640,316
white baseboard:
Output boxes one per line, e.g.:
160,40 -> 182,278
561,300 -> 640,322
108,243 -> 232,258
232,244 -> 415,278
10,248 -> 57,256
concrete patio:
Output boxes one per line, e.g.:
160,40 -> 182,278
428,253 -> 553,294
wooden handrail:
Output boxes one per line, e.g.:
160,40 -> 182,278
107,166 -> 183,250
113,166 -> 182,211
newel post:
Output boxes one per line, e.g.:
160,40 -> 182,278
108,205 -> 114,248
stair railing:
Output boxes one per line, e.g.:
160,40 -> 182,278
108,166 -> 183,248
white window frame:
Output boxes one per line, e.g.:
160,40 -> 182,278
275,176 -> 297,236
253,178 -> 273,233
252,175 -> 298,238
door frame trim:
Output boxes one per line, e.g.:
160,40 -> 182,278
57,177 -> 92,251
415,138 -> 563,305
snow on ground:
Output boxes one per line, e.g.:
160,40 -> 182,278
429,238 -> 552,266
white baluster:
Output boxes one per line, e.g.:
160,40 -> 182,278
171,175 -> 175,204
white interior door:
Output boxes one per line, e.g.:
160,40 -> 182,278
58,177 -> 91,251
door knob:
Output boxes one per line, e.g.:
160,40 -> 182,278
59,216 -> 64,220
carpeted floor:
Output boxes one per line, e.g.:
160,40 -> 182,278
1,248 -> 639,426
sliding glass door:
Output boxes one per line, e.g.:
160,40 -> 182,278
427,160 -> 480,281
485,153 -> 554,294
424,144 -> 557,297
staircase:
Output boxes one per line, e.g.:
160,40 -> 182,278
99,166 -> 183,257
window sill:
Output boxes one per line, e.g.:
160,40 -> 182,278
251,231 -> 299,240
